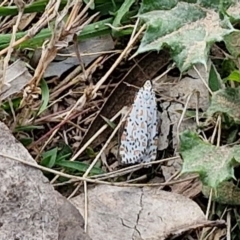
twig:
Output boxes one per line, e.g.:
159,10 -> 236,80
199,188 -> 213,240
226,211 -> 231,240
0,152 -> 197,187
210,115 -> 221,145
193,65 -> 213,95
176,91 -> 196,150
53,157 -> 180,186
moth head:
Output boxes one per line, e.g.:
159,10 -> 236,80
143,80 -> 152,90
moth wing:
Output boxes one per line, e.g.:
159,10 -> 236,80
119,82 -> 159,165
119,90 -> 149,164
139,90 -> 160,162
145,103 -> 159,163
117,117 -> 128,163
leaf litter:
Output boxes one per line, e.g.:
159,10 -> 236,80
0,59 -> 32,101
0,0 -> 240,239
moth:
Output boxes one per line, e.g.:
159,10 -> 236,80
119,80 -> 159,164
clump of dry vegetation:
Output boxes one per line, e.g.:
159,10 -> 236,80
1,0 -> 240,239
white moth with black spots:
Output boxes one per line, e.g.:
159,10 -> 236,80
119,80 -> 159,164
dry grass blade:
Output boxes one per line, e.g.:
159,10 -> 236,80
19,1 -> 100,154
30,3 -> 98,87
93,24 -> 146,96
0,0 -> 61,56
1,152 -> 197,187
1,0 -> 24,105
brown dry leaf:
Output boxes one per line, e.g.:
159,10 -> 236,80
18,13 -> 37,30
161,155 -> 201,199
168,63 -> 210,110
161,155 -> 182,180
155,62 -> 210,151
41,35 -> 115,78
0,60 -> 32,101
207,228 -> 226,240
0,122 -> 90,239
80,51 -> 170,148
0,12 -> 36,31
71,185 -> 221,240
170,175 -> 202,199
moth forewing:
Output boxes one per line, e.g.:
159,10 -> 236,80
146,106 -> 160,162
119,80 -> 159,165
117,113 -> 129,164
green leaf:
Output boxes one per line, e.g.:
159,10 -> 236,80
83,0 -> 95,9
224,70 -> 240,82
175,109 -> 206,120
41,148 -> 58,168
86,147 -> 97,158
56,153 -> 72,162
57,144 -> 72,160
207,86 -> 240,123
92,0 -> 123,16
56,160 -> 104,175
101,115 -> 116,129
221,58 -> 236,77
226,128 -> 239,144
19,138 -> 33,146
140,0 -> 178,13
209,64 -> 222,92
231,145 -> 240,164
1,97 -> 21,112
38,79 -> 49,115
0,0 -> 67,16
224,31 -> 240,57
135,1 -> 235,71
202,181 -> 240,205
226,1 -> 240,21
180,130 -> 237,189
14,125 -> 44,132
112,0 -> 135,36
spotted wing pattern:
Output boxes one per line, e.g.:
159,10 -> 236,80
119,80 -> 159,164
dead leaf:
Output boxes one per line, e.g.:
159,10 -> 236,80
71,185 -> 222,240
0,60 -> 32,101
169,63 -> 210,111
18,13 -> 37,30
161,155 -> 182,180
170,175 -> 202,199
80,51 -> 170,148
202,181 -> 240,205
155,62 -> 210,151
34,35 -> 114,78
